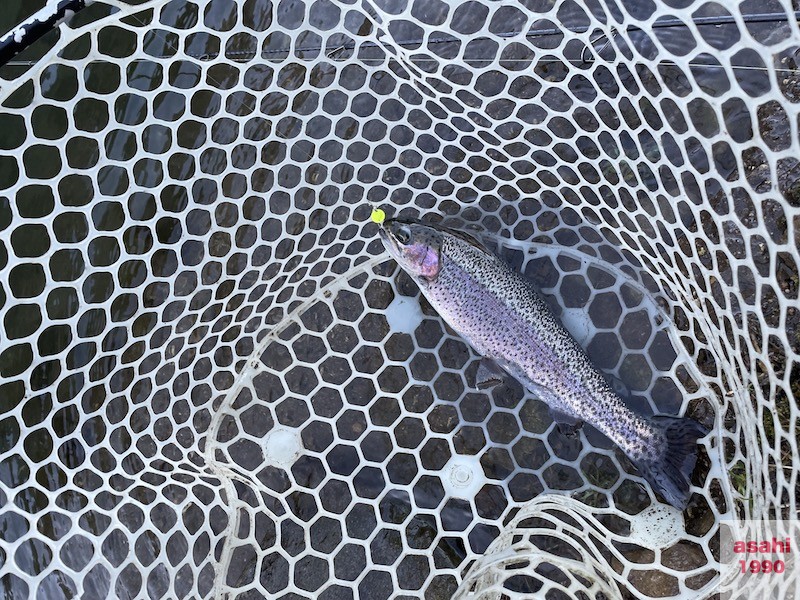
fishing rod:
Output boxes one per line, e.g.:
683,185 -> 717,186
0,0 -> 91,67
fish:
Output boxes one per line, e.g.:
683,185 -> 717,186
378,216 -> 708,509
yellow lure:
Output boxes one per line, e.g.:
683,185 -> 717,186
370,207 -> 386,224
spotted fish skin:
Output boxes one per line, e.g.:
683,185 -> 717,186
379,217 -> 708,509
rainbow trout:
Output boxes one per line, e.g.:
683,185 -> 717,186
379,217 -> 708,509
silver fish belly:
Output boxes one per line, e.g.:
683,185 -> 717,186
380,219 -> 707,509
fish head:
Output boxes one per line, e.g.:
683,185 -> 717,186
379,218 -> 443,281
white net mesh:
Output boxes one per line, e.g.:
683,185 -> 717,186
0,0 -> 798,598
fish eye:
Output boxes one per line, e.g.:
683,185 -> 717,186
395,226 -> 411,245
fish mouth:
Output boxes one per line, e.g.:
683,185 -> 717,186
377,226 -> 390,247
385,217 -> 420,229
377,225 -> 397,255
377,219 -> 405,247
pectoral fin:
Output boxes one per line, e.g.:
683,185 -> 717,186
475,358 -> 506,390
548,407 -> 583,438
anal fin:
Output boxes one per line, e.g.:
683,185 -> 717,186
549,407 -> 583,438
475,358 -> 506,390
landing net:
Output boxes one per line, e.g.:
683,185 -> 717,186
0,0 -> 798,598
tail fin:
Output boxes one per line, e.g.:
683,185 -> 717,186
634,416 -> 709,510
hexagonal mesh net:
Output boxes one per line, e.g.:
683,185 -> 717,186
0,0 -> 798,598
